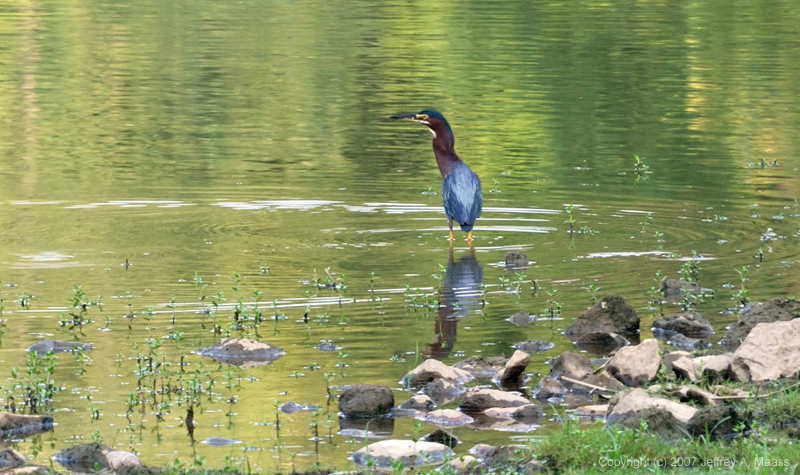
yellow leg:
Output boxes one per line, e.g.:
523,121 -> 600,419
448,218 -> 454,243
467,230 -> 473,243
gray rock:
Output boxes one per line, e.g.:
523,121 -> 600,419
608,388 -> 697,425
397,395 -> 435,413
0,448 -> 27,469
607,339 -> 661,387
563,294 -> 640,340
422,378 -> 465,406
721,297 -> 800,349
548,352 -> 596,392
661,279 -> 702,302
513,340 -> 555,353
27,339 -> 92,355
415,409 -> 474,427
653,312 -> 714,338
507,311 -> 534,327
192,338 -> 285,368
511,404 -> 545,422
106,451 -> 142,471
201,437 -> 242,446
339,384 -> 394,418
667,333 -> 709,350
533,376 -> 566,399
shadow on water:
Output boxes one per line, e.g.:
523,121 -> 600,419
429,249 -> 484,360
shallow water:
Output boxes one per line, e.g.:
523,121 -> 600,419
1,0 -> 800,472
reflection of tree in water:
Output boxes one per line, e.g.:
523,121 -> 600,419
429,250 -> 484,359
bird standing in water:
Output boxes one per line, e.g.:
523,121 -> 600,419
390,110 -> 483,243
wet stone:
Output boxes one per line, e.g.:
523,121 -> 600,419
201,437 -> 242,446
512,340 -> 555,353
505,252 -> 529,268
192,338 -> 285,368
534,376 -> 566,399
507,310 -> 534,327
667,333 -> 709,351
721,297 -> 800,349
453,356 -> 508,381
652,312 -> 714,338
0,412 -> 54,436
339,384 -> 394,418
421,428 -> 460,448
53,443 -> 112,472
315,340 -> 342,352
563,294 -> 640,341
396,395 -> 435,413
574,332 -> 629,355
27,339 -> 92,355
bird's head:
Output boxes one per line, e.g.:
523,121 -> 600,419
390,109 -> 453,141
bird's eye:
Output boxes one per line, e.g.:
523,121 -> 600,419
417,114 -> 428,121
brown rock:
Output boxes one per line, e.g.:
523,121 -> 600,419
53,443 -> 112,472
685,387 -> 722,407
614,407 -> 686,441
338,384 -> 394,418
730,319 -> 800,382
661,278 -> 701,302
453,356 -> 508,381
422,378 -> 465,406
576,405 -> 608,417
563,294 -> 640,340
685,405 -> 744,439
0,412 -> 54,436
351,440 -> 454,468
607,339 -> 661,387
721,297 -> 800,349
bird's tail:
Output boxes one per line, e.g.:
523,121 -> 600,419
459,222 -> 474,232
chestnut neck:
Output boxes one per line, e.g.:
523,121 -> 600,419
429,121 -> 461,177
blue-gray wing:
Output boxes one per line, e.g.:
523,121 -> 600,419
441,163 -> 483,231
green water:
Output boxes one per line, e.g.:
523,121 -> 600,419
1,0 -> 799,472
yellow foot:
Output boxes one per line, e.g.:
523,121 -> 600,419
467,231 -> 473,243
449,231 -> 454,242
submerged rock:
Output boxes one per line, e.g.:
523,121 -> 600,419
563,294 -> 640,341
192,338 -> 285,368
512,339 -> 555,353
504,252 -> 529,268
201,437 -> 242,446
721,297 -> 800,349
27,339 -> 92,355
453,356 -> 508,381
661,279 -> 703,303
666,333 -> 709,351
339,384 -> 394,418
415,409 -> 474,427
351,440 -> 454,468
731,319 -> 800,382
315,340 -> 342,352
506,311 -> 534,327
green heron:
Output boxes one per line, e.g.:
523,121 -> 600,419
390,110 -> 483,243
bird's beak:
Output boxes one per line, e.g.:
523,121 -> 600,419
390,113 -> 418,121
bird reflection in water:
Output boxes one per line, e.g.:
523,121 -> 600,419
429,249 -> 484,359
